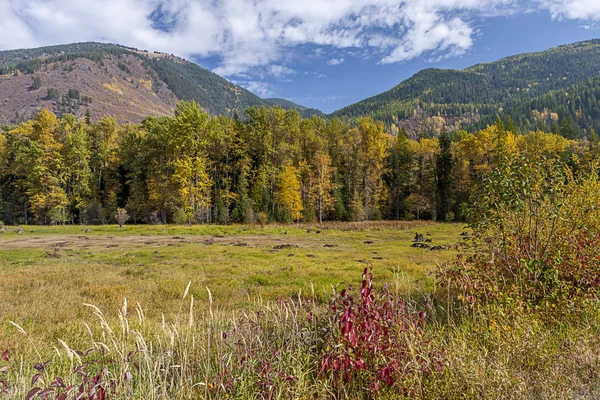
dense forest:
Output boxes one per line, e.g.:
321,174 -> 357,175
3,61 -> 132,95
0,102 -> 595,225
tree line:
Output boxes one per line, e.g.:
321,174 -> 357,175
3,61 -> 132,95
0,101 -> 596,225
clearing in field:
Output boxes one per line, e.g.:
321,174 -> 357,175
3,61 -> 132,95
0,221 -> 463,351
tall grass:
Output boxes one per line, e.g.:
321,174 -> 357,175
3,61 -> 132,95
3,267 -> 600,399
1,269 -> 439,399
1,285 -> 325,399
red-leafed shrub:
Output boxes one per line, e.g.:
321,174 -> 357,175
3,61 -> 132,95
320,267 -> 444,396
0,350 -> 8,396
0,347 -> 123,400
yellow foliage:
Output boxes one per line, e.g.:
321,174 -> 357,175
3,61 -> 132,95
455,125 -> 517,176
418,137 -> 440,156
0,132 -> 7,171
103,83 -> 124,95
310,153 -> 336,223
172,155 -> 212,220
279,165 -> 303,221
516,130 -> 574,157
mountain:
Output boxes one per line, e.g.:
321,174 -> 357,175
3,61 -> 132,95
332,39 -> 600,137
0,42 -> 320,124
6,39 -> 600,135
263,98 -> 324,117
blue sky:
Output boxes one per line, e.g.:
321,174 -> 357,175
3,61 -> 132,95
1,0 -> 600,113
239,13 -> 600,113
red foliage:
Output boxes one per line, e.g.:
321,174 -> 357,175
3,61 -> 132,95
320,268 -> 443,395
0,349 -> 117,400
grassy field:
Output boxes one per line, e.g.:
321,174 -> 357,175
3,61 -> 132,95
3,221 -> 600,399
0,221 -> 463,353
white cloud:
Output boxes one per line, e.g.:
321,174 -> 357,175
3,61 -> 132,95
233,80 -> 275,97
327,57 -> 345,65
297,95 -> 347,102
541,0 -> 600,20
304,71 -> 327,78
1,0 -> 598,79
267,65 -> 296,79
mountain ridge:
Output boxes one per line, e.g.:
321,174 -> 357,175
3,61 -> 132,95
0,42 -> 321,124
331,39 -> 600,137
4,39 -> 600,135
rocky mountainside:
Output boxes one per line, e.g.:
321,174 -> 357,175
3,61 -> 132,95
0,42 -> 320,124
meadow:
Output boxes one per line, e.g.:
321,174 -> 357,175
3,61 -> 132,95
0,221 -> 470,399
0,221 -> 461,352
2,218 -> 600,399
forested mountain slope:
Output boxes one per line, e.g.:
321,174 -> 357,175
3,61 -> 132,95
332,39 -> 600,137
263,98 -> 324,117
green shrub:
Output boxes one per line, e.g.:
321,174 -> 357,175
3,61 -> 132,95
443,156 -> 600,310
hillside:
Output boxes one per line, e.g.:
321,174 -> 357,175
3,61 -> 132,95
0,42 -> 320,124
332,39 -> 600,137
263,98 -> 324,118
6,39 -> 600,133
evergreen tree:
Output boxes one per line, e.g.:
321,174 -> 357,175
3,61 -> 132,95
436,131 -> 453,221
559,115 -> 580,139
232,161 -> 253,223
385,128 -> 414,220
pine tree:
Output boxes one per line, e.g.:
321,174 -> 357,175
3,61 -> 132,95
232,161 -> 253,223
559,115 -> 579,139
385,128 -> 414,220
117,124 -> 148,223
436,131 -> 453,221
332,172 -> 348,221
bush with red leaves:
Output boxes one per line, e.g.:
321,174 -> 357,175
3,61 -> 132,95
23,363 -> 113,400
320,268 -> 444,396
0,350 -> 9,397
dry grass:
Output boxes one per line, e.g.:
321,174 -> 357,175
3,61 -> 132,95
3,222 -> 599,399
0,222 -> 462,354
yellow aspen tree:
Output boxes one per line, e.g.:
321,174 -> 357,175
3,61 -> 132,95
172,155 -> 212,223
171,101 -> 213,222
278,165 -> 303,222
22,109 -> 68,223
310,153 -> 336,223
357,118 -> 389,220
457,125 -> 517,178
516,130 -> 572,159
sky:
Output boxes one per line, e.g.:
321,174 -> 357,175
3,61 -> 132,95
1,1 -> 600,113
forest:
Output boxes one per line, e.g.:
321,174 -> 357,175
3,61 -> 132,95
0,101 -> 595,226
332,40 -> 600,136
